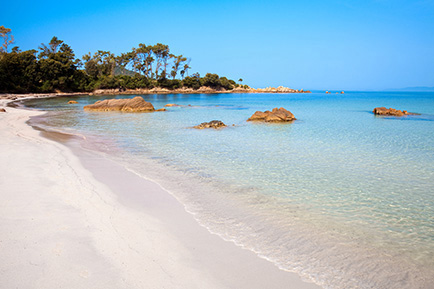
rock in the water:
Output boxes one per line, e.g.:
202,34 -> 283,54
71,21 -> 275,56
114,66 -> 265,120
194,120 -> 227,129
84,96 -> 155,112
373,107 -> 414,116
0,108 -> 6,112
247,107 -> 296,122
164,103 -> 180,107
68,100 -> 78,104
156,108 -> 167,111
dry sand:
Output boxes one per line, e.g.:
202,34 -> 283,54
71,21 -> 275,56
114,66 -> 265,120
0,105 -> 320,289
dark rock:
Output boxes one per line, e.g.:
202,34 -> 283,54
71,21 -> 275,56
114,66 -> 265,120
0,108 -> 6,112
194,120 -> 227,129
373,107 -> 416,116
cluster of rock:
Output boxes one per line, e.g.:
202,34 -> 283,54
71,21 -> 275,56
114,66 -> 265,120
247,107 -> 296,122
233,86 -> 310,93
373,107 -> 415,116
83,96 -> 418,134
254,86 -> 308,93
0,95 -> 18,101
326,91 -> 344,94
84,96 -> 155,112
193,120 -> 227,129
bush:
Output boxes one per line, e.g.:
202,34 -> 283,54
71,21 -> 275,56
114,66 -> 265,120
182,75 -> 202,89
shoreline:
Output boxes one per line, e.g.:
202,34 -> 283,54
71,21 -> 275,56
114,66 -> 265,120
0,85 -> 311,102
0,104 -> 320,287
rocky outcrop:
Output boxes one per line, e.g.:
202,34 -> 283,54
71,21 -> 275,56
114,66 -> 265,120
83,96 -> 155,112
0,95 -> 18,100
247,107 -> 296,122
234,86 -> 310,93
68,100 -> 78,104
373,107 -> 415,116
194,120 -> 227,129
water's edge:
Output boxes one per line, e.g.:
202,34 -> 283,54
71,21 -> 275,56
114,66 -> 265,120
23,92 -> 434,289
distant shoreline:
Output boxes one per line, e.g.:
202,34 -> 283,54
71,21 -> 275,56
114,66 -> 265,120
0,86 -> 311,102
89,86 -> 311,95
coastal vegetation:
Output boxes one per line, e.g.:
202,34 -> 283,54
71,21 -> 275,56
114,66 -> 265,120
0,26 -> 243,94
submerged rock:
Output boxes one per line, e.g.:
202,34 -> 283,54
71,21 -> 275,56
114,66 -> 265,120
373,107 -> 415,116
194,120 -> 227,129
68,100 -> 78,104
156,108 -> 167,111
164,103 -> 180,107
247,107 -> 296,122
84,96 -> 155,112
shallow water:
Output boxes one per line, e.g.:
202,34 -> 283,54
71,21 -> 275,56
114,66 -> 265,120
25,91 -> 434,288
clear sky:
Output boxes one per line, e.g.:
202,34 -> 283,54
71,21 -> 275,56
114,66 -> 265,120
4,0 -> 434,90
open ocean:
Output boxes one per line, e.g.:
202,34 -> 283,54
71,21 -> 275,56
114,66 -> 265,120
24,91 -> 434,288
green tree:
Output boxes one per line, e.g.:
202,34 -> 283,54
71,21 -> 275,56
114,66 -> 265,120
181,60 -> 191,79
132,43 -> 154,77
38,36 -> 63,59
151,43 -> 170,79
0,49 -> 39,92
115,52 -> 135,75
82,50 -> 116,79
202,73 -> 221,88
170,54 -> 187,79
38,37 -> 81,91
182,73 -> 201,89
0,26 -> 14,54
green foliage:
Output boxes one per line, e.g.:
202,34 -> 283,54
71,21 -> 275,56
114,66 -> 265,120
158,77 -> 182,89
182,73 -> 202,89
82,50 -> 115,79
0,49 -> 38,92
0,27 -> 245,93
219,77 -> 234,90
202,73 -> 220,88
201,73 -> 235,90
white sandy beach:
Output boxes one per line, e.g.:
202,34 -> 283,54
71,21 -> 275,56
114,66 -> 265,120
0,105 -> 320,289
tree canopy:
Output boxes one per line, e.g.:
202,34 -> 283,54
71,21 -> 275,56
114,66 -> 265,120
0,26 -> 243,93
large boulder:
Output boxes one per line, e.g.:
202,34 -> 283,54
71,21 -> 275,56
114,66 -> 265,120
247,107 -> 296,122
84,96 -> 155,112
194,120 -> 227,129
373,107 -> 414,116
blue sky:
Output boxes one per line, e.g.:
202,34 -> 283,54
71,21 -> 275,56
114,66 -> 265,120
4,0 -> 434,90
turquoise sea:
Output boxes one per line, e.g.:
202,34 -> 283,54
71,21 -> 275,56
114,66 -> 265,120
24,91 -> 434,288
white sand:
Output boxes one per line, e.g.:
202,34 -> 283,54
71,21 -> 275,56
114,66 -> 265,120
0,106 -> 320,289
